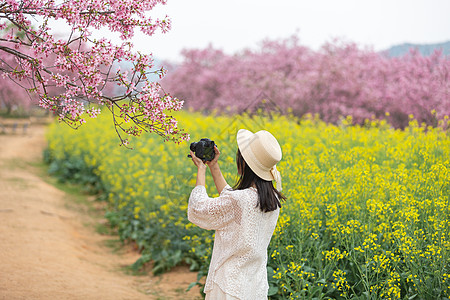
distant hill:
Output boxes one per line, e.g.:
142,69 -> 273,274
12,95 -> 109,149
385,41 -> 450,57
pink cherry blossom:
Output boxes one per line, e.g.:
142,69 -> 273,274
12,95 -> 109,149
162,36 -> 450,129
0,0 -> 188,146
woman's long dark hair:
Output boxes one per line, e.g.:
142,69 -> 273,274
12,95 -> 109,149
233,149 -> 286,212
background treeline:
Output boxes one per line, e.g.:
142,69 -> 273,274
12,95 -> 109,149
161,36 -> 450,129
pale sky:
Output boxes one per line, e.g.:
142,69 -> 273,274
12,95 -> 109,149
105,0 -> 450,63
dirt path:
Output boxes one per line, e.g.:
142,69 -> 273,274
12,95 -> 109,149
0,124 -> 201,300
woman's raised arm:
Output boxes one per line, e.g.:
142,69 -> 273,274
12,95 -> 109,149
207,146 -> 227,194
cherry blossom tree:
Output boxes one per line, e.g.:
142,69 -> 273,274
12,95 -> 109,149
0,78 -> 32,115
162,36 -> 450,129
0,0 -> 188,145
0,50 -> 33,114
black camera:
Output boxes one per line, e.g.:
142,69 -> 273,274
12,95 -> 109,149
188,138 -> 216,161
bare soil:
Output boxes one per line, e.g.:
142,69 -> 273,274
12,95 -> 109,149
0,124 -> 202,300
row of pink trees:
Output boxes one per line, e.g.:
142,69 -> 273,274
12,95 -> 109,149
0,0 -> 188,145
162,36 -> 450,129
0,52 -> 33,114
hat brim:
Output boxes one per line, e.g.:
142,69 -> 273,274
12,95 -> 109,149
236,129 -> 274,181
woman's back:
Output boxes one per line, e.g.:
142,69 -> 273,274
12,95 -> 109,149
188,129 -> 284,299
188,185 -> 279,299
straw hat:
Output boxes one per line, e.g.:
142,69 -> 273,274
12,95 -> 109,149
236,129 -> 282,191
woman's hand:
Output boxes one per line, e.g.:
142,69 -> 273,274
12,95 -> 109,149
190,151 -> 207,170
206,146 -> 220,168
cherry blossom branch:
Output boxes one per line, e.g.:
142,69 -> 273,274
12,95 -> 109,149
0,0 -> 188,146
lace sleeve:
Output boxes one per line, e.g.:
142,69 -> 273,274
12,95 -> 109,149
187,185 -> 236,230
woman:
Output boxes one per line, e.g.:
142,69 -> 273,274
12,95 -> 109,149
188,129 -> 286,300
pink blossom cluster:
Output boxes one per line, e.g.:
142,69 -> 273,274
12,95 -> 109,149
0,0 -> 188,145
162,36 -> 450,129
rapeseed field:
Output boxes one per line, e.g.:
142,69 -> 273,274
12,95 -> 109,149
46,111 -> 450,299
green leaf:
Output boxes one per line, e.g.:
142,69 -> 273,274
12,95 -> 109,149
268,285 -> 278,296
186,282 -> 197,292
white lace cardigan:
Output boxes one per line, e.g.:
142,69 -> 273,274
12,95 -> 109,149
188,184 -> 279,300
